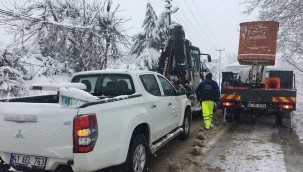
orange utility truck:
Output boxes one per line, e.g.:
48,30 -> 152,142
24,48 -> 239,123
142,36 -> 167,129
220,21 -> 297,126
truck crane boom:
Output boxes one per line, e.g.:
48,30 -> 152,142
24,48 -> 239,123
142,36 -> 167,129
157,24 -> 211,112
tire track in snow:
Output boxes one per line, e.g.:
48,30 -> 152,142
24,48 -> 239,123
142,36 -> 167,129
202,117 -> 287,172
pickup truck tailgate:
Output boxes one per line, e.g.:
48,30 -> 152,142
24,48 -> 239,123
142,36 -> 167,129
0,103 -> 78,159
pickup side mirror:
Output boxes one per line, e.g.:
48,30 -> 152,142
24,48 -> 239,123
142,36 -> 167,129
207,55 -> 211,62
177,87 -> 186,96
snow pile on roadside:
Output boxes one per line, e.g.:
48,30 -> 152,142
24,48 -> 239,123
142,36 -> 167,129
275,60 -> 303,143
293,78 -> 303,142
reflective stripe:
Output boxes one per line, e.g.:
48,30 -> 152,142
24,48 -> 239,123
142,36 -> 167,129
204,116 -> 212,119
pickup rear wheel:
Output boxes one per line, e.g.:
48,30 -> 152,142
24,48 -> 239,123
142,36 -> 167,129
127,134 -> 148,172
179,109 -> 191,140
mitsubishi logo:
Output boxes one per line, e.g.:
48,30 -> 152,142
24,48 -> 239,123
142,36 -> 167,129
15,129 -> 25,138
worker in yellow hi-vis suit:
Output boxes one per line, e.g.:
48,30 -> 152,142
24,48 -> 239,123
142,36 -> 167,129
195,73 -> 220,129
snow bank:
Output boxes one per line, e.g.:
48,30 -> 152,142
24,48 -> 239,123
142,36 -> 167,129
293,78 -> 303,142
275,59 -> 303,143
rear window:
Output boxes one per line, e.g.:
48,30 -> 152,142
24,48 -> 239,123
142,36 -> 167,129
71,74 -> 135,97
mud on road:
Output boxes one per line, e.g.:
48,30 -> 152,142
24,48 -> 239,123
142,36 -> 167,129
184,115 -> 303,172
146,109 -> 225,172
145,111 -> 303,172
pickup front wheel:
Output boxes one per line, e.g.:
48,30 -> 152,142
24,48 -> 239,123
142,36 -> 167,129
126,134 -> 148,172
179,109 -> 191,140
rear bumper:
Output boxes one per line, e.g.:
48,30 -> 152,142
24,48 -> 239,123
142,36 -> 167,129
1,146 -> 126,172
220,88 -> 297,112
0,152 -> 71,171
72,147 -> 125,172
220,101 -> 296,111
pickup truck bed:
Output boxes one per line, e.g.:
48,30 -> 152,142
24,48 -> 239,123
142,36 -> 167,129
0,70 -> 191,172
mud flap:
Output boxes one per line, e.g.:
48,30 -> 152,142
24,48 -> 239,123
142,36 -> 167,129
290,112 -> 294,131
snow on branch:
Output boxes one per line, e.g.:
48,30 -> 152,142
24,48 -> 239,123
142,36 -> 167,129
0,0 -> 131,71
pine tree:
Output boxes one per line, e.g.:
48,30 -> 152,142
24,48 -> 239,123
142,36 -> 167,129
154,11 -> 170,48
131,2 -> 158,56
142,3 -> 158,48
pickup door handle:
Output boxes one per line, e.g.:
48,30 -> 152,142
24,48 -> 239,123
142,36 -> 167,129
168,103 -> 172,106
150,105 -> 156,108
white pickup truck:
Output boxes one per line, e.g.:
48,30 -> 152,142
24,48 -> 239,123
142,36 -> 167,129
0,70 -> 191,172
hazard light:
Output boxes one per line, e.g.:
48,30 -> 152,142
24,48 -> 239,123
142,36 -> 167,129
221,102 -> 235,107
278,104 -> 294,110
265,77 -> 280,89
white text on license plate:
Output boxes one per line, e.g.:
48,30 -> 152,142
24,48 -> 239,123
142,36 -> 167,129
247,103 -> 266,108
10,153 -> 47,168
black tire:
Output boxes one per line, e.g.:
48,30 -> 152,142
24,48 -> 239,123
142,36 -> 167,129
55,165 -> 73,172
0,158 -> 10,172
179,109 -> 191,140
275,114 -> 283,126
126,134 -> 148,172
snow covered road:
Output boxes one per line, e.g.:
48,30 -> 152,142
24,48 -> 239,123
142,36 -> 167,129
194,116 -> 303,172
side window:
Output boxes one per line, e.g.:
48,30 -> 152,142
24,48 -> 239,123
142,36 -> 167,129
158,76 -> 177,96
140,74 -> 161,96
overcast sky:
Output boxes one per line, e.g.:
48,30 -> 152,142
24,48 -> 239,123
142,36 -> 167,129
0,0 -> 258,60
114,0 -> 258,59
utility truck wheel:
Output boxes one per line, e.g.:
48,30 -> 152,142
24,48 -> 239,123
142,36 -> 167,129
179,109 -> 191,140
275,113 -> 283,126
127,134 -> 148,172
223,108 -> 232,123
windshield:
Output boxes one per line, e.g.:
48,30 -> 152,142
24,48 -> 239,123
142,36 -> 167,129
190,49 -> 200,72
71,74 -> 135,97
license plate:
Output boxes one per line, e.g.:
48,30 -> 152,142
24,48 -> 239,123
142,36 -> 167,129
10,153 -> 47,169
247,103 -> 266,108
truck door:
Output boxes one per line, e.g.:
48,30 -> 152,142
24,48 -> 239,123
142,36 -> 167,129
157,75 -> 181,130
139,74 -> 173,140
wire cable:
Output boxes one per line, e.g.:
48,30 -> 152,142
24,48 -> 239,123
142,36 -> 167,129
171,5 -> 216,54
174,13 -> 213,54
190,0 -> 223,48
182,0 -> 219,49
172,0 -> 217,52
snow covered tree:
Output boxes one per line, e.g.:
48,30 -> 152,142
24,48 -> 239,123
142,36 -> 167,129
131,2 -> 158,56
154,11 -> 170,48
131,2 -> 161,70
0,66 -> 27,97
142,3 -> 158,49
242,0 -> 303,72
0,0 -> 130,72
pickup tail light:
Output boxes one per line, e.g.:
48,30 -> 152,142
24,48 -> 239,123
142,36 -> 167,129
278,104 -> 294,110
221,102 -> 235,107
73,114 -> 98,153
